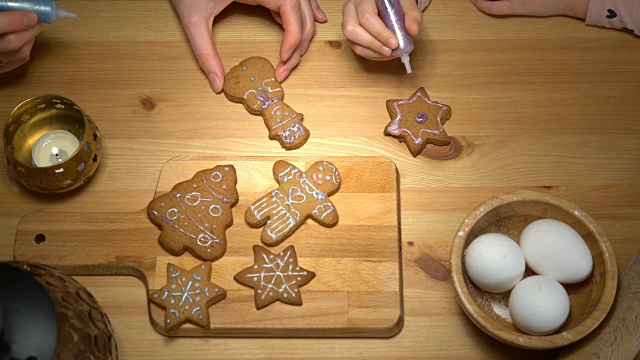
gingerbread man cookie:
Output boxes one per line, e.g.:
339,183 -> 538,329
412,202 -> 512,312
234,245 -> 315,310
149,262 -> 226,332
224,56 -> 310,150
245,160 -> 341,246
384,87 -> 452,157
147,165 -> 239,262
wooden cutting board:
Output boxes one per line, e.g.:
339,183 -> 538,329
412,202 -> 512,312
14,156 -> 403,337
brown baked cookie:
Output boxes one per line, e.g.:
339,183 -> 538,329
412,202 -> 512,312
234,245 -> 315,310
149,262 -> 226,332
245,160 -> 340,246
384,87 -> 452,157
147,165 -> 239,262
224,56 -> 310,150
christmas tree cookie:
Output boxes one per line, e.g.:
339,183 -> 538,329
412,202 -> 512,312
147,165 -> 239,261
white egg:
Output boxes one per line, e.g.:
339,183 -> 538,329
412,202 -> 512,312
508,275 -> 570,335
520,219 -> 593,284
464,233 -> 525,293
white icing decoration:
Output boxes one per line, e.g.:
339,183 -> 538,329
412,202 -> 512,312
249,163 -> 338,241
150,167 -> 236,250
243,79 -> 283,110
158,268 -> 215,323
209,204 -> 222,216
210,171 -> 222,182
276,120 -> 305,143
312,203 -> 335,220
244,249 -> 309,300
167,208 -> 178,220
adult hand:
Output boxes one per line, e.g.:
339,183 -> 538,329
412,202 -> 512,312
342,0 -> 423,60
0,11 -> 41,74
470,0 -> 589,19
171,0 -> 327,94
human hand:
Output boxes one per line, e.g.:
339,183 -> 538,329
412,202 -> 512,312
0,11 -> 41,74
171,0 -> 327,94
470,0 -> 589,19
342,0 -> 422,60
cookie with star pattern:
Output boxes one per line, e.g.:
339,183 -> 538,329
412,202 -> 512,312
384,87 -> 452,157
149,262 -> 226,332
224,56 -> 310,150
234,245 -> 315,310
147,165 -> 239,262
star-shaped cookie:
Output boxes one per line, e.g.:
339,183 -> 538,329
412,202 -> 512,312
234,245 -> 315,310
149,262 -> 226,332
384,87 -> 452,157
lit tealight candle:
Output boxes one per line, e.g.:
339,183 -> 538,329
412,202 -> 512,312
31,130 -> 80,167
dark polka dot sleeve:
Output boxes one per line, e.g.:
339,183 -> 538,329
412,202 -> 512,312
586,0 -> 639,36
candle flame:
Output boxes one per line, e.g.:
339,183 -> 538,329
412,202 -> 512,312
52,147 -> 62,162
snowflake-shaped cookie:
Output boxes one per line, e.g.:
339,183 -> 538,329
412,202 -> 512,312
384,87 -> 452,157
234,245 -> 315,310
149,262 -> 226,332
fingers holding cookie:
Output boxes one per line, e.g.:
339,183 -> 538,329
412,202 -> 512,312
236,0 -> 325,81
170,0 -> 234,93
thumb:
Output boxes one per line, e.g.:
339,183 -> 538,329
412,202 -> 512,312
183,18 -> 225,93
470,0 -> 513,16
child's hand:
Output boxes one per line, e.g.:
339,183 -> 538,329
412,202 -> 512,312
470,0 -> 588,19
172,0 -> 326,94
342,0 -> 423,60
0,11 -> 41,74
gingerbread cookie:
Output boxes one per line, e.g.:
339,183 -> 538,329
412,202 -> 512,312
149,262 -> 226,332
245,160 -> 340,246
224,56 -> 310,150
384,87 -> 452,157
147,165 -> 239,262
234,245 -> 315,310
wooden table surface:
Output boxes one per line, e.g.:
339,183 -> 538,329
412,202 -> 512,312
1,0 -> 639,358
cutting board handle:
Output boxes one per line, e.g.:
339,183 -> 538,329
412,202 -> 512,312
14,209 -> 161,283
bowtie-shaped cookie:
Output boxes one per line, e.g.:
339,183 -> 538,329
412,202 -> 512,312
245,160 -> 341,246
224,56 -> 310,150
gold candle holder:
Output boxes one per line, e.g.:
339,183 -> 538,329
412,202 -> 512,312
3,95 -> 102,194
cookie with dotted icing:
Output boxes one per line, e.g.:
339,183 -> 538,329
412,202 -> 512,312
147,165 -> 239,262
234,245 -> 315,310
245,160 -> 340,246
224,56 -> 310,150
384,87 -> 452,157
149,262 -> 226,332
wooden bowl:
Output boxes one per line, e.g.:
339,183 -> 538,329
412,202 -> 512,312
450,190 -> 618,350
